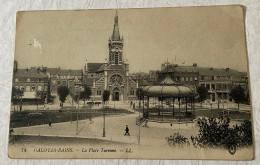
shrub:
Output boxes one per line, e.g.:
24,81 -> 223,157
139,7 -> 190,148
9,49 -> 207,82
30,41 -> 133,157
191,117 -> 252,149
166,133 -> 190,147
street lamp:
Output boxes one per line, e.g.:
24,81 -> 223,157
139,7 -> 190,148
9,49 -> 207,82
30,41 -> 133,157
102,114 -> 106,137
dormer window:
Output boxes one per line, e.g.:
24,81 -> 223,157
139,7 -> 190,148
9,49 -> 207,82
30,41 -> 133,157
15,78 -> 19,82
26,78 -> 30,82
38,78 -> 42,82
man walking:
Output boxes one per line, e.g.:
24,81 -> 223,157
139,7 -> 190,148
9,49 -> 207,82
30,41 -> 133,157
124,125 -> 130,136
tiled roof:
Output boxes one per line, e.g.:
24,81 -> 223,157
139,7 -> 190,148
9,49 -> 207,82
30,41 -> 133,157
45,68 -> 60,75
45,68 -> 82,76
159,75 -> 177,85
14,69 -> 47,78
161,65 -> 247,77
87,63 -> 104,73
59,69 -> 82,76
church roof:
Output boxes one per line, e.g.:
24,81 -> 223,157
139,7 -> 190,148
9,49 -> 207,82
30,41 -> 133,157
87,63 -> 105,73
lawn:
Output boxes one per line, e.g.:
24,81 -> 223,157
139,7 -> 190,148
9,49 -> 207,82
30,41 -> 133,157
10,108 -> 133,128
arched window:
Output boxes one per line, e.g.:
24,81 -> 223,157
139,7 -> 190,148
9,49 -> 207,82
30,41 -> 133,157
130,88 -> 135,95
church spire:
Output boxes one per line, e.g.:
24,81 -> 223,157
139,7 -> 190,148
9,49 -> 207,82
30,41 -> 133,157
111,10 -> 120,41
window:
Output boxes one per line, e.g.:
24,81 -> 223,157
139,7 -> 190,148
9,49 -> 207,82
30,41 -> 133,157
38,78 -> 42,82
201,84 -> 205,87
194,77 -> 198,81
32,86 -> 36,91
186,77 -> 189,81
14,86 -> 18,89
216,84 -> 221,90
212,93 -> 216,102
26,78 -> 30,82
201,76 -> 204,80
211,84 -> 215,90
217,93 -> 222,99
206,84 -> 210,90
97,90 -> 102,95
211,76 -> 214,80
222,84 -> 227,90
181,77 -> 184,81
130,88 -> 135,95
15,78 -> 19,82
57,81 -> 60,85
190,77 -> 193,81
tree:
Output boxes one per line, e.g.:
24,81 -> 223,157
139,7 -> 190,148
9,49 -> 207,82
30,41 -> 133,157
102,90 -> 110,105
136,88 -> 144,100
196,86 -> 208,106
230,85 -> 245,110
35,91 -> 45,110
57,86 -> 69,108
80,85 -> 92,107
11,87 -> 24,111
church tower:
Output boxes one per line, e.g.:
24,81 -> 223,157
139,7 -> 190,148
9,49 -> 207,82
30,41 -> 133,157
108,11 -> 124,65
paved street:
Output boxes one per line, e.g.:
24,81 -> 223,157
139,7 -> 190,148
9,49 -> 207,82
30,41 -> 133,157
12,101 -> 200,146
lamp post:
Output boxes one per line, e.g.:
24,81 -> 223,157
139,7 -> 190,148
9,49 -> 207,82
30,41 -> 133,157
102,114 -> 106,137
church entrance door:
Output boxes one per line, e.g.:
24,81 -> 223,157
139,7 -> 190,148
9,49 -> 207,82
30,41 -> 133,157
112,88 -> 120,101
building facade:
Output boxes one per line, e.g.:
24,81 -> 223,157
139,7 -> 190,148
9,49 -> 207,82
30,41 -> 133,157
84,12 -> 137,101
151,63 -> 248,103
13,66 -> 49,102
43,67 -> 83,94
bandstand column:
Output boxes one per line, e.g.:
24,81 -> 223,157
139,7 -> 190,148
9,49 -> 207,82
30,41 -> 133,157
147,97 -> 149,118
185,97 -> 188,117
172,97 -> 174,116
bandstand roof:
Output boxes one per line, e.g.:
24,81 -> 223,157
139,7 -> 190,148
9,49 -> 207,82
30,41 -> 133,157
142,75 -> 196,98
142,85 -> 196,98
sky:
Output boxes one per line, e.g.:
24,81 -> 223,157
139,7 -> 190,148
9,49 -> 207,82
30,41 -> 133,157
14,6 -> 248,73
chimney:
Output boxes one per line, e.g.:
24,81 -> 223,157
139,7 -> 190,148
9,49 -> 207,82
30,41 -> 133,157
226,68 -> 230,72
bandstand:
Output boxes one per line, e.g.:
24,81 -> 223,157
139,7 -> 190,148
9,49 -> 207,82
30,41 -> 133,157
141,76 -> 197,122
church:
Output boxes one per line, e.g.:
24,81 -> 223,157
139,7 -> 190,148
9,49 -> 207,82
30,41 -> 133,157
83,11 -> 137,101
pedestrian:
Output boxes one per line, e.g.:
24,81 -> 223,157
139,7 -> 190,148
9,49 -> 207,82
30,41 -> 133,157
130,101 -> 133,108
49,120 -> 52,127
133,103 -> 135,109
124,125 -> 130,136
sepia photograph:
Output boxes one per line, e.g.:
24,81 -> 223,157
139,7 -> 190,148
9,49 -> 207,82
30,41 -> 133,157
8,6 -> 254,160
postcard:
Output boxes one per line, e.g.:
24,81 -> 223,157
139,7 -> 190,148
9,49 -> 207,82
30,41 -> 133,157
9,5 -> 254,160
